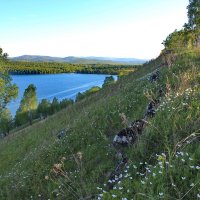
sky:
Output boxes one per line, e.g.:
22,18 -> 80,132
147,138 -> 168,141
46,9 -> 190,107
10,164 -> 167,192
0,0 -> 189,59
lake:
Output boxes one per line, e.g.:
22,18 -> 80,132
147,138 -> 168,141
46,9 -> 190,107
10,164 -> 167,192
8,73 -> 117,116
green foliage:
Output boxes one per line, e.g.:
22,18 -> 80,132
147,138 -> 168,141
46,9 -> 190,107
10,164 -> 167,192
37,99 -> 51,118
16,84 -> 38,125
102,76 -> 115,87
0,49 -> 18,112
187,0 -> 200,30
49,97 -> 59,114
0,108 -> 13,136
76,86 -> 101,101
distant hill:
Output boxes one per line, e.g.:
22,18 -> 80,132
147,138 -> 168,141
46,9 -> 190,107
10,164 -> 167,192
10,55 -> 147,64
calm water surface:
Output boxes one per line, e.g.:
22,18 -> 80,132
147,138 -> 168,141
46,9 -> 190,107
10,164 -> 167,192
8,73 -> 117,116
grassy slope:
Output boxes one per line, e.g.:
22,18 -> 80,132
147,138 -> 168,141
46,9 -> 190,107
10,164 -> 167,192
0,56 -> 199,200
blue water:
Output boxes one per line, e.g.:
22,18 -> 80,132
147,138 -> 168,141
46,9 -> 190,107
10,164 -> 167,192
8,73 -> 117,116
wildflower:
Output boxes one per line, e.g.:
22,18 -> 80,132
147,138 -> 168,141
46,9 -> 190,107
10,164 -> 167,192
159,171 -> 162,174
180,152 -> 184,156
122,198 -> 128,200
159,193 -> 164,196
45,176 -> 49,180
181,159 -> 185,162
190,183 -> 195,187
181,177 -> 186,180
153,173 -> 156,177
161,153 -> 166,157
196,166 -> 200,170
141,180 -> 145,184
112,194 -> 117,198
150,182 -> 152,185
133,165 -> 137,169
197,194 -> 200,198
172,183 -> 176,187
190,166 -> 195,169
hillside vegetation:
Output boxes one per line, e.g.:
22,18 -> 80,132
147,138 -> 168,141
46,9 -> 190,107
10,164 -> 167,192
0,51 -> 199,199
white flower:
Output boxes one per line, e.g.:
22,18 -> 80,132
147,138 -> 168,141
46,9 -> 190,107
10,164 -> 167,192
159,192 -> 164,196
181,177 -> 186,180
196,166 -> 200,170
153,173 -> 156,177
122,198 -> 128,200
112,194 -> 117,198
158,161 -> 163,166
161,153 -> 166,157
150,182 -> 152,185
159,171 -> 162,174
141,180 -> 145,184
189,157 -> 193,160
190,183 -> 194,187
190,166 -> 195,169
133,165 -> 137,169
119,187 -> 123,190
172,183 -> 176,187
197,194 -> 200,198
181,159 -> 185,162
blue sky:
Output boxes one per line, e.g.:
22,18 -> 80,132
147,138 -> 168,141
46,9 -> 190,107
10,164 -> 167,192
0,0 -> 189,59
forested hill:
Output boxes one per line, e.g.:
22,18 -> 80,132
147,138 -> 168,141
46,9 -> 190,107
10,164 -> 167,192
10,55 -> 147,65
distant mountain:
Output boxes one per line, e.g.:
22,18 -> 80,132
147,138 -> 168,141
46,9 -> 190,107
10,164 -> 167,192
10,55 -> 147,65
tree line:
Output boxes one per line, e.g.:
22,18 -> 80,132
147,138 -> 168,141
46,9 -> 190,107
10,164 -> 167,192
3,60 -> 138,75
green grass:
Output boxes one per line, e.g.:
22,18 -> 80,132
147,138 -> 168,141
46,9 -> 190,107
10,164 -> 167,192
0,55 -> 199,199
